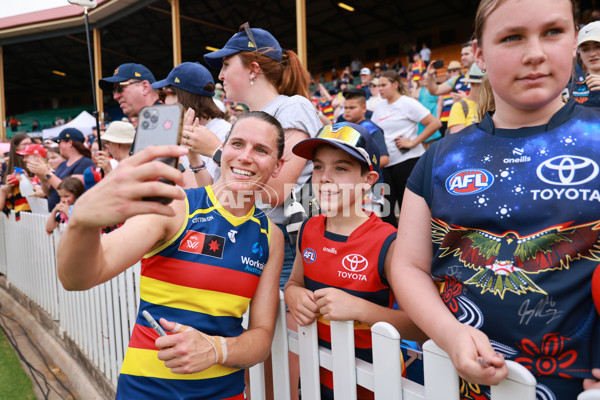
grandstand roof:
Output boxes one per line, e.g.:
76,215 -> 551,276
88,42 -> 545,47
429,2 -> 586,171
1,0 -> 479,115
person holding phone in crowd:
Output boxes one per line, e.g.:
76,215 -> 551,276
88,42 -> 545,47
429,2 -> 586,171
57,112 -> 285,399
391,0 -> 600,398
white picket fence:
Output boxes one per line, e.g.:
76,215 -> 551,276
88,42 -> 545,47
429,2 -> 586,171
1,211 -> 599,399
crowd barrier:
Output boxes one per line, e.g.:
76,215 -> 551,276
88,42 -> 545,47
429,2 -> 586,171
1,211 -> 599,399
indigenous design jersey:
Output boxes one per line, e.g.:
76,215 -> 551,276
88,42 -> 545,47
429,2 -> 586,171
299,213 -> 400,400
116,185 -> 271,400
408,101 -> 600,400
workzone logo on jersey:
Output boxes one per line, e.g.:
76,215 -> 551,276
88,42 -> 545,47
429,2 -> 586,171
178,230 -> 225,258
339,254 -> 368,281
446,169 -> 494,195
241,255 -> 265,275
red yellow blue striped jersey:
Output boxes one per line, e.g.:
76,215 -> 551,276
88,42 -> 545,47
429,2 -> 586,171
116,185 -> 271,400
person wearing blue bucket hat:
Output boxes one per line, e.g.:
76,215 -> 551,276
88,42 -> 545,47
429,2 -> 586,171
98,63 -> 160,119
152,62 -> 231,186
185,24 -> 322,296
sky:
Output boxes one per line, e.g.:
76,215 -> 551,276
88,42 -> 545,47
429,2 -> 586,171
0,0 -> 77,19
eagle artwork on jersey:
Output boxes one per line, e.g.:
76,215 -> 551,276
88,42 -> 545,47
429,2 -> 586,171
432,218 -> 600,298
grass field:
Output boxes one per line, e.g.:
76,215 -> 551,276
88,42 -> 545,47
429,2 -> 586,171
0,328 -> 35,400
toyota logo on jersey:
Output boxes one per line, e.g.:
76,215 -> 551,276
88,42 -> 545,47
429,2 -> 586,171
342,254 -> 368,272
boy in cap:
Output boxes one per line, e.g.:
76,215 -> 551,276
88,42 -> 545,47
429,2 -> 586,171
284,122 -> 424,400
99,63 -> 160,121
575,21 -> 600,107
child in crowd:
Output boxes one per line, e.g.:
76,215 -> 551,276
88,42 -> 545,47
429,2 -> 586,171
391,0 -> 600,399
574,20 -> 600,107
45,176 -> 84,233
284,122 -> 424,399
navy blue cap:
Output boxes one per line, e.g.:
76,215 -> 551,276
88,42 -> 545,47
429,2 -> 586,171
99,63 -> 156,91
204,28 -> 282,70
52,128 -> 85,143
151,62 -> 215,97
293,122 -> 380,173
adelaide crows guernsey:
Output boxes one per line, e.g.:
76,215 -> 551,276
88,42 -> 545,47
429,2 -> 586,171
408,101 -> 600,400
116,185 -> 271,400
300,213 -> 399,399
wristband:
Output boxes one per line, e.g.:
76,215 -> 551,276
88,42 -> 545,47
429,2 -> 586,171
190,161 -> 206,173
171,323 -> 227,364
45,172 -> 53,180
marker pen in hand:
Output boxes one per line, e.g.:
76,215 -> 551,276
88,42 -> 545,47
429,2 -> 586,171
477,356 -> 490,368
142,310 -> 167,337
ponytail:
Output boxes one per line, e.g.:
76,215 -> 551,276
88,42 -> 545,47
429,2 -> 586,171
278,50 -> 310,98
238,49 -> 310,98
476,75 -> 495,123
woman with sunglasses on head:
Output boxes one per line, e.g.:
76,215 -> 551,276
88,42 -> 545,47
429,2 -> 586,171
185,24 -> 322,292
152,62 -> 231,188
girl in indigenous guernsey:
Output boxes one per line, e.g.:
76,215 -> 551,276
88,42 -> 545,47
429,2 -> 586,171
285,122 -> 426,400
57,112 -> 285,399
391,0 -> 600,399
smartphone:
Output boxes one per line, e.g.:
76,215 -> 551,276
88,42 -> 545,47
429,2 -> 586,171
142,310 -> 167,337
132,104 -> 184,204
432,59 -> 444,69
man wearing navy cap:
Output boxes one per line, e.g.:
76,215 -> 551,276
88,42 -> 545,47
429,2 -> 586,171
99,63 -> 160,122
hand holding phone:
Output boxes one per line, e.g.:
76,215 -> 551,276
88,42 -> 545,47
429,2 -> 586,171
132,104 -> 184,204
432,59 -> 444,69
142,310 -> 167,337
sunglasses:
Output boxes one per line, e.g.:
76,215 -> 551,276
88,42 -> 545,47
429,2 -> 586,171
158,87 -> 176,101
239,22 -> 258,51
317,125 -> 373,170
113,80 -> 142,94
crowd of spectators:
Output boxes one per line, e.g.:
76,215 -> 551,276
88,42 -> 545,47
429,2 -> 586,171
3,3 -> 600,397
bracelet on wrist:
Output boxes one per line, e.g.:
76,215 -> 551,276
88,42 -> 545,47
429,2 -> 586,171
190,162 -> 207,173
45,172 -> 53,180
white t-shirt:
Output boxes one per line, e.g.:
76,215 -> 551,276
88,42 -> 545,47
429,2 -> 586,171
420,48 -> 431,62
261,95 -> 322,224
371,96 -> 430,167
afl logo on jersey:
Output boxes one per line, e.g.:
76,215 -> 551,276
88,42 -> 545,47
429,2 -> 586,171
303,248 -> 317,263
446,169 -> 494,195
342,254 -> 368,272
